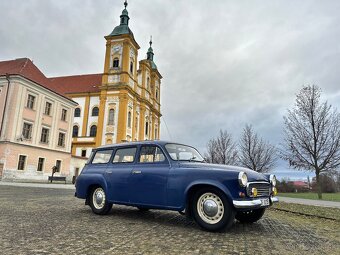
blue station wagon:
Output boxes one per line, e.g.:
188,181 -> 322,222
75,140 -> 278,231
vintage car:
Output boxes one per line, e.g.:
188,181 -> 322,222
75,140 -> 278,231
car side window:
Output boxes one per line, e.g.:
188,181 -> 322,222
91,150 -> 113,164
139,146 -> 166,163
112,147 -> 136,163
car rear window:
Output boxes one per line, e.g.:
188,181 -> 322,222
112,147 -> 136,163
91,150 -> 113,164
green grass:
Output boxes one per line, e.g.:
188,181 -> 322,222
279,192 -> 340,202
271,202 -> 340,221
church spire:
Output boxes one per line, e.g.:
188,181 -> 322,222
146,36 -> 158,70
147,36 -> 154,61
120,0 -> 129,26
108,0 -> 136,38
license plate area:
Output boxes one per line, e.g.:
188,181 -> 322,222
260,198 -> 270,207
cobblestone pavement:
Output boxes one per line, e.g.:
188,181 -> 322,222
0,185 -> 339,255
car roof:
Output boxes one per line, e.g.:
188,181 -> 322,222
95,140 -> 177,150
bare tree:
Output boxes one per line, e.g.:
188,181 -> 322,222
205,139 -> 218,163
281,85 -> 340,199
205,130 -> 238,165
238,124 -> 277,173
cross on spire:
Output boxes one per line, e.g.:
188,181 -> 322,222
124,0 -> 128,9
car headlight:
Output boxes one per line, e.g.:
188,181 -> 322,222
270,174 -> 277,186
238,171 -> 248,187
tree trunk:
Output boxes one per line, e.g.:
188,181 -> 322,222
315,172 -> 322,199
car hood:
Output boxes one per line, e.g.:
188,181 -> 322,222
178,162 -> 269,182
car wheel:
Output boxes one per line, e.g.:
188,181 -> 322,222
89,187 -> 112,215
235,208 -> 265,223
137,207 -> 149,212
192,188 -> 235,232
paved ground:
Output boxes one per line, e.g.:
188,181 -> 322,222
0,181 -> 75,190
0,185 -> 339,255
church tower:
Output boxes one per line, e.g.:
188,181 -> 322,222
95,0 -> 162,145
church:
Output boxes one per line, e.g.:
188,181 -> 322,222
53,1 -> 163,158
0,1 -> 162,181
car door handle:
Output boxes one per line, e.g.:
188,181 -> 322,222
106,170 -> 113,174
132,170 -> 142,174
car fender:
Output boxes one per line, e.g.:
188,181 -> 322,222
184,180 -> 233,204
80,174 -> 109,199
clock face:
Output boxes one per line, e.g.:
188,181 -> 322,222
112,44 -> 122,54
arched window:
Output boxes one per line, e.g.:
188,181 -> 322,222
145,122 -> 149,136
130,61 -> 133,74
127,111 -> 132,128
74,108 -> 81,117
113,58 -> 119,68
147,77 -> 150,90
90,125 -> 97,137
92,107 -> 99,117
72,125 -> 79,137
108,109 -> 115,125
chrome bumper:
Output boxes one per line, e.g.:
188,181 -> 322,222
233,196 -> 279,209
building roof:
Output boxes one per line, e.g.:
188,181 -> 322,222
0,58 -> 103,97
0,58 -> 49,87
49,73 -> 102,94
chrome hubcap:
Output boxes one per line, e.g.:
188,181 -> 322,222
197,192 -> 224,224
93,188 -> 105,210
203,199 -> 218,217
96,192 -> 103,205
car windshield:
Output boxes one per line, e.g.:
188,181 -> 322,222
165,143 -> 204,162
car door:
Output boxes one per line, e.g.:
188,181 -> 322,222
105,146 -> 137,203
129,145 -> 170,207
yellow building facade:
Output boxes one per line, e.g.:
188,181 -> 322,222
65,1 -> 162,158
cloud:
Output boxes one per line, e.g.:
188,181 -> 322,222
1,0 -> 340,177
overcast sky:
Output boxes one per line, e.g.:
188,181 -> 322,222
1,0 -> 340,180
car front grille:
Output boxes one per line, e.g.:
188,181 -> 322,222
247,182 -> 271,197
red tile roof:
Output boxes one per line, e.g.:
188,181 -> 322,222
0,58 -> 102,97
49,73 -> 102,94
0,58 -> 49,87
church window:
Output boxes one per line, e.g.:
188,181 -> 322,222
72,125 -> 79,137
74,108 -> 81,117
113,58 -> 119,68
90,125 -> 97,137
147,77 -> 150,90
108,109 -> 115,125
130,61 -> 133,74
81,150 -> 86,157
127,111 -> 132,128
92,107 -> 99,116
145,122 -> 149,136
